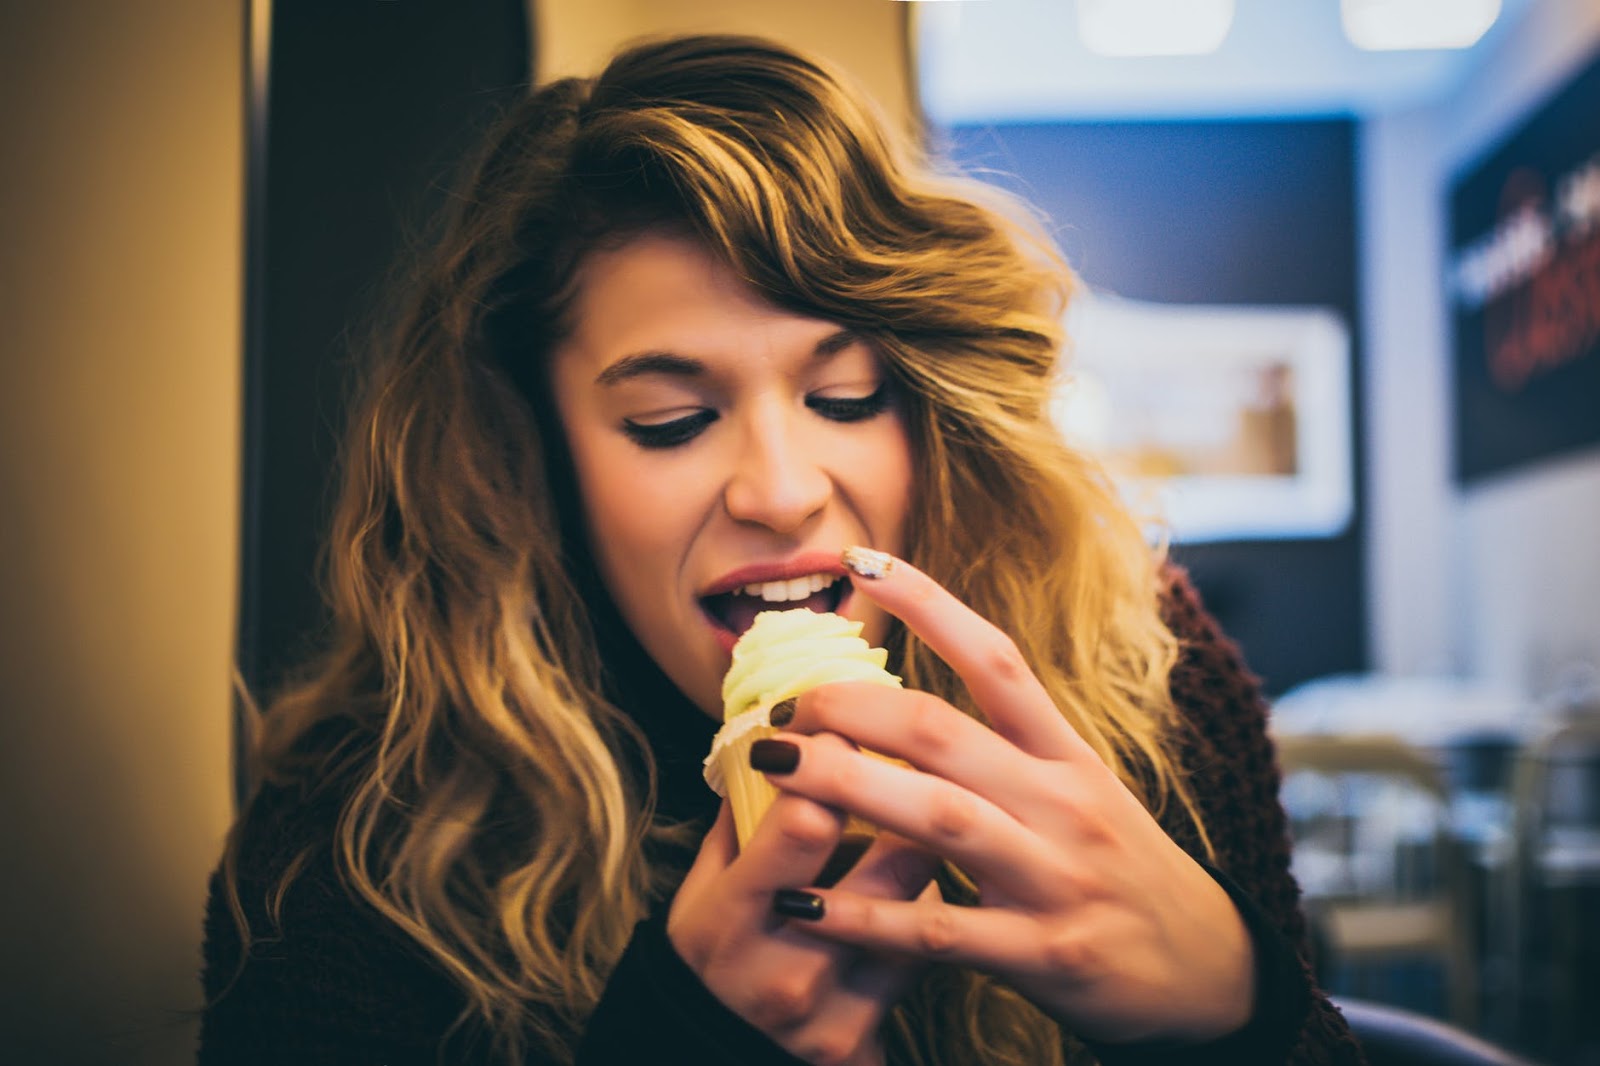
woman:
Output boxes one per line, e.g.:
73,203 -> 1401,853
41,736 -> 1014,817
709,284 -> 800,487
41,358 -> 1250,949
200,34 -> 1366,1066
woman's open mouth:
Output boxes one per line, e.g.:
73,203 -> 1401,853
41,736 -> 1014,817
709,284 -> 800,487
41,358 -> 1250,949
700,572 -> 847,643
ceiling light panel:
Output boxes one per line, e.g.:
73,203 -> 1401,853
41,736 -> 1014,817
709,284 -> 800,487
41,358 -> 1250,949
1077,0 -> 1237,57
1341,0 -> 1502,51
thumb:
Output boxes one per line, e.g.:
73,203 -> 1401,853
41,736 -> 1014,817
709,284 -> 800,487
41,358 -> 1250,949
674,800 -> 736,911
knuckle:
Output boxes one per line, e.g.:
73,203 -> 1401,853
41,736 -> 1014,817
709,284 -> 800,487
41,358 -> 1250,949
773,800 -> 841,855
903,696 -> 955,757
1036,774 -> 1115,850
1038,773 -> 1104,840
1045,853 -> 1095,901
820,745 -> 863,798
914,904 -> 962,956
927,788 -> 980,844
1074,806 -> 1116,850
803,683 -> 849,728
811,728 -> 859,761
665,919 -> 711,973
1041,922 -> 1098,974
979,633 -> 1032,684
1036,771 -> 1079,816
750,975 -> 819,1029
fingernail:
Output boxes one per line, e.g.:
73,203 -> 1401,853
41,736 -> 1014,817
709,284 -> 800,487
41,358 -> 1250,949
842,546 -> 894,580
768,698 -> 797,727
750,738 -> 800,774
773,888 -> 826,921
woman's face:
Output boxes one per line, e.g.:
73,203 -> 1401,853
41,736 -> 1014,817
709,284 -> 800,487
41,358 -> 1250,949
549,232 -> 914,718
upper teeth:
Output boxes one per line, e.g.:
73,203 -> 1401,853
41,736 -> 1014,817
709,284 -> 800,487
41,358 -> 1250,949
739,573 -> 839,603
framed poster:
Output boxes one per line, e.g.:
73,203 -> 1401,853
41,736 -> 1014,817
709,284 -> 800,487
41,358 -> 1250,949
1055,294 -> 1353,543
1449,48 -> 1600,484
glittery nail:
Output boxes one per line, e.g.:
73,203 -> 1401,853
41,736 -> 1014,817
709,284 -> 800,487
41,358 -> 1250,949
842,546 -> 894,580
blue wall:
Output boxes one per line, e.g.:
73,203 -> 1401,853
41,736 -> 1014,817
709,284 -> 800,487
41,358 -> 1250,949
944,119 -> 1366,694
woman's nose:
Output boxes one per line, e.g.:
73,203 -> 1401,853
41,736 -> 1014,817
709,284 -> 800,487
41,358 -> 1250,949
722,417 -> 831,534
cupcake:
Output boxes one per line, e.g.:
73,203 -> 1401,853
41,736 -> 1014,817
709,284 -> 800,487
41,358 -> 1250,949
703,608 -> 903,855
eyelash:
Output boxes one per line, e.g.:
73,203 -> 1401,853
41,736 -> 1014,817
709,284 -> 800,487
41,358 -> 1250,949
622,410 -> 717,450
622,385 -> 891,450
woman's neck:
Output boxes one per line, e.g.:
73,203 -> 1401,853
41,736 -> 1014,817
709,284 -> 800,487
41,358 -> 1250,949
588,590 -> 721,830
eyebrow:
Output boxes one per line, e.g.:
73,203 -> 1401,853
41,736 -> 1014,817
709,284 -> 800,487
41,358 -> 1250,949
594,352 -> 703,386
593,328 -> 866,386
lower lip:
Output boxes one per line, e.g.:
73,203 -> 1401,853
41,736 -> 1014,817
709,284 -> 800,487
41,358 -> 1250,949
706,615 -> 739,655
701,585 -> 854,655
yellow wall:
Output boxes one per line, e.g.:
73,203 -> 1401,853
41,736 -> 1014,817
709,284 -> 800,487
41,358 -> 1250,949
0,2 -> 909,1062
0,2 -> 241,1063
536,0 -> 919,135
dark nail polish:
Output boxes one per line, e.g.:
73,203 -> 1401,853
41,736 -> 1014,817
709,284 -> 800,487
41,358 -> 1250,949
769,698 -> 797,727
750,738 -> 800,774
773,888 -> 825,921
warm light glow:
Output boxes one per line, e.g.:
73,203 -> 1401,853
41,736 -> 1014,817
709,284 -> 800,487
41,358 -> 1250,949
1341,0 -> 1501,51
1076,0 -> 1235,57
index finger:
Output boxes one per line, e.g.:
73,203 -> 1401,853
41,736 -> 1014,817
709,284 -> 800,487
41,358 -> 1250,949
841,546 -> 1083,760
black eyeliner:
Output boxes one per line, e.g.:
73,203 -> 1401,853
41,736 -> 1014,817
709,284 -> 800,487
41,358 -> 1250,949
807,384 -> 890,422
621,410 -> 717,449
621,383 -> 889,450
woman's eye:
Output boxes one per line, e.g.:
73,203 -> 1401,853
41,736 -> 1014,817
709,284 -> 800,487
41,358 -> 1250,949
807,385 -> 890,423
621,410 -> 717,449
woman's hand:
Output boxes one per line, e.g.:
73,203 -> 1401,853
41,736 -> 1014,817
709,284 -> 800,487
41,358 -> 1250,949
751,549 -> 1256,1047
667,749 -> 941,1066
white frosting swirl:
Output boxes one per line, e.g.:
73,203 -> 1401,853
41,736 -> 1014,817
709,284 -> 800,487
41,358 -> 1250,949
702,608 -> 902,794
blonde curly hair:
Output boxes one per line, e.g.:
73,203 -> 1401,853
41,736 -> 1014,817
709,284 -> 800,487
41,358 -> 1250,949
223,33 -> 1205,1065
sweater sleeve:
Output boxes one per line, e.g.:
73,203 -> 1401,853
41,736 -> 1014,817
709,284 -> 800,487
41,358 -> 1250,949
198,791 -> 479,1065
198,787 -> 807,1066
577,916 -> 810,1065
1124,567 -> 1366,1065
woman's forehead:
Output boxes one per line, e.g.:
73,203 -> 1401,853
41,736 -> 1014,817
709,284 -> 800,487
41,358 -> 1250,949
569,232 -> 764,324
556,232 -> 868,377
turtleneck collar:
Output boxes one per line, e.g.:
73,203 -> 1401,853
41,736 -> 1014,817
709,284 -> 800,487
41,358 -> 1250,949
580,577 -> 722,831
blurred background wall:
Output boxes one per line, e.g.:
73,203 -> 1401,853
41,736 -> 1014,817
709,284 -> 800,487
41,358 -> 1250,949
0,2 -> 241,1064
1362,0 -> 1600,695
932,0 -> 1600,702
943,117 -> 1366,695
535,0 -> 916,135
3,0 -> 1597,1062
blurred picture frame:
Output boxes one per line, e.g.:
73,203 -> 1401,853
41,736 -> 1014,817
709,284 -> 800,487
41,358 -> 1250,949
1055,295 -> 1354,543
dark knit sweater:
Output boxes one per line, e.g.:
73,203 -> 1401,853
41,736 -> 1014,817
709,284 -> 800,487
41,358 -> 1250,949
198,570 -> 1366,1064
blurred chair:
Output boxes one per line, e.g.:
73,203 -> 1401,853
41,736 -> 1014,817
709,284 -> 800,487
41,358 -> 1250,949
1505,711 -> 1600,1061
1276,733 -> 1477,1027
1335,998 -> 1536,1066
1435,731 -> 1520,1045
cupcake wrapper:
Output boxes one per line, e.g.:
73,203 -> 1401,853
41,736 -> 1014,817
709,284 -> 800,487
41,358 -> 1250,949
720,724 -> 781,848
721,727 -> 891,852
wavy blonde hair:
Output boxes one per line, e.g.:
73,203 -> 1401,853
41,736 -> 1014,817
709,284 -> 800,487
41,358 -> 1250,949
224,34 -> 1206,1065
